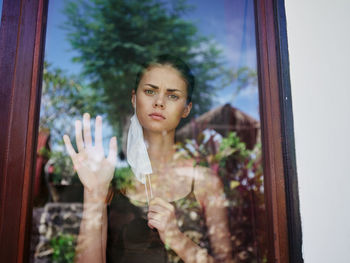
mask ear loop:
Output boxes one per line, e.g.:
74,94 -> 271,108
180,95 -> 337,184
134,95 -> 154,205
147,174 -> 153,199
144,174 -> 153,206
144,174 -> 150,205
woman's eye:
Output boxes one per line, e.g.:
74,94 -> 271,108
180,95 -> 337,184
168,94 -> 179,100
145,89 -> 155,95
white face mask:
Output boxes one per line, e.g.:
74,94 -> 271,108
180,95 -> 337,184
126,95 -> 153,202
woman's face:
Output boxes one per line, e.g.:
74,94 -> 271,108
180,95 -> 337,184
131,65 -> 192,133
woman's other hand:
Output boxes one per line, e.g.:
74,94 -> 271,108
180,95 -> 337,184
63,112 -> 117,198
147,197 -> 182,248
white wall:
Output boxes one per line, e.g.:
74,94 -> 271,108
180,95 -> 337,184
284,0 -> 350,262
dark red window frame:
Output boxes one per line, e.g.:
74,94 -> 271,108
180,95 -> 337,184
0,0 -> 303,262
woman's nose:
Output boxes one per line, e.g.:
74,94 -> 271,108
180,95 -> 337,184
153,94 -> 165,108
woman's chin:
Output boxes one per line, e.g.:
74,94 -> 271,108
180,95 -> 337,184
143,125 -> 174,135
140,118 -> 179,135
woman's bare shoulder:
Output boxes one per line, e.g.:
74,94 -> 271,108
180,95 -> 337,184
173,157 -> 194,167
195,166 -> 221,188
171,158 -> 225,205
192,165 -> 224,198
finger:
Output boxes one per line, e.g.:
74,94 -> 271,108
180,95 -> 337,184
147,220 -> 155,229
107,136 -> 117,165
95,115 -> 103,149
148,219 -> 163,230
147,211 -> 163,222
63,134 -> 77,158
83,112 -> 92,147
75,120 -> 84,152
150,197 -> 174,212
148,204 -> 166,214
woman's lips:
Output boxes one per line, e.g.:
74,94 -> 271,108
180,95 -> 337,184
149,113 -> 165,120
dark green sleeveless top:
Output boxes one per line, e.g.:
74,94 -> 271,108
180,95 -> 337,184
106,177 -> 211,263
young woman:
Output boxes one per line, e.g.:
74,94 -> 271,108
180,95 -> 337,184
63,55 -> 233,263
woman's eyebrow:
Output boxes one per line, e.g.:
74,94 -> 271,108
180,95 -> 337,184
144,83 -> 159,89
144,83 -> 183,93
167,88 -> 182,93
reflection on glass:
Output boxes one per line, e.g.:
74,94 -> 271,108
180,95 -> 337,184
31,0 -> 267,262
0,0 -> 3,27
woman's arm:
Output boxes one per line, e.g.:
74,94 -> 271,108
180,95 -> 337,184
167,230 -> 217,263
63,113 -> 117,263
75,189 -> 108,263
194,167 -> 233,263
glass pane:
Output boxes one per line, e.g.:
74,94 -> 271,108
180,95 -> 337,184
0,0 -> 3,27
31,0 -> 268,262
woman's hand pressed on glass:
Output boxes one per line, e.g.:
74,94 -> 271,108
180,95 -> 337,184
63,112 -> 117,197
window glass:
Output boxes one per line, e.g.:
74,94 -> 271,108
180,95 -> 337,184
31,1 -> 268,262
0,0 -> 3,27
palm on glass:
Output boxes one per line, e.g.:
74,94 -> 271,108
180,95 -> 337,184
63,113 -> 117,195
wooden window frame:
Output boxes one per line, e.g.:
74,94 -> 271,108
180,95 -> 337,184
0,0 -> 303,262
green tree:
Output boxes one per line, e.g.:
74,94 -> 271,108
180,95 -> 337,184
50,234 -> 76,263
40,61 -> 102,179
62,0 -> 232,147
40,61 -> 102,144
229,66 -> 258,102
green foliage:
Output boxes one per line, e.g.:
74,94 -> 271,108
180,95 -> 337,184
112,166 -> 134,190
38,146 -> 51,159
176,130 -> 267,262
219,131 -> 250,164
176,130 -> 250,170
48,150 -> 78,183
40,61 -> 102,147
229,66 -> 258,102
62,0 -> 233,135
50,234 -> 76,263
40,61 -> 107,181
